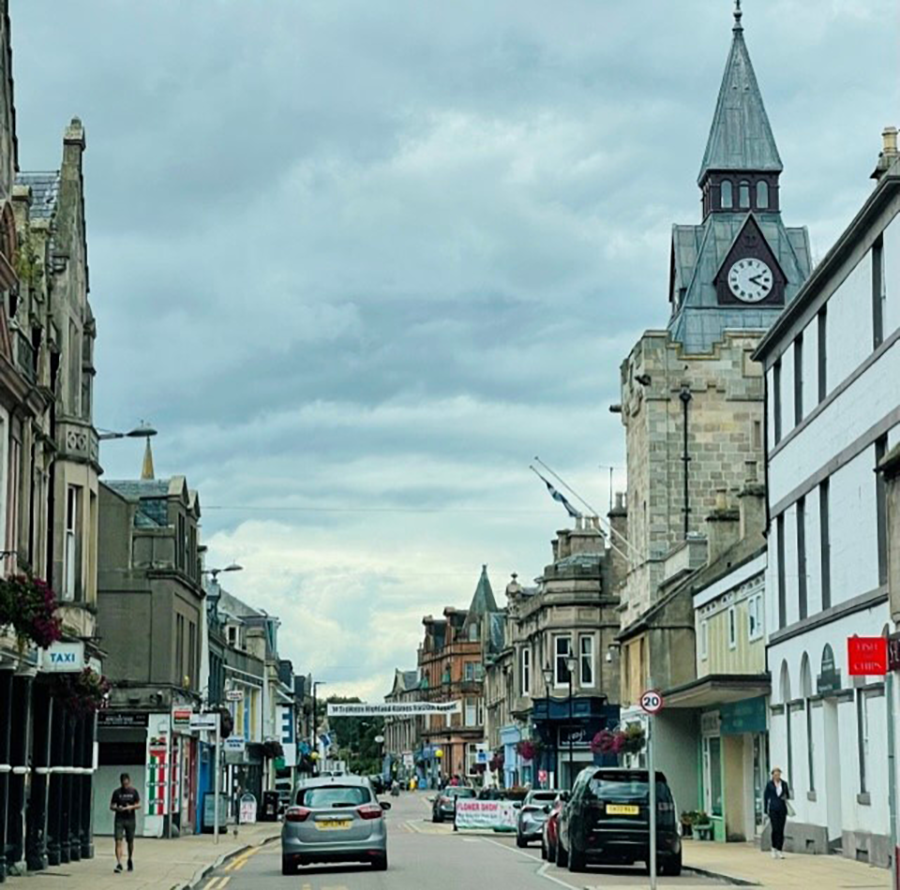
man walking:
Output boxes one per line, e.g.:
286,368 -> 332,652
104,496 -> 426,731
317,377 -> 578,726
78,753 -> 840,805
110,773 -> 140,873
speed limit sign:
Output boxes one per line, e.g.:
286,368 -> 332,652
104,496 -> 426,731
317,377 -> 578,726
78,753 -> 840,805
640,689 -> 664,715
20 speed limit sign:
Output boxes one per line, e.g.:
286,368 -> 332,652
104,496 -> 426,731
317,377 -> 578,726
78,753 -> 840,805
640,690 -> 664,715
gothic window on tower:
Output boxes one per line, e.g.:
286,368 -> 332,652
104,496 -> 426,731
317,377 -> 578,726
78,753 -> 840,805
721,179 -> 733,209
757,181 -> 769,209
739,181 -> 751,209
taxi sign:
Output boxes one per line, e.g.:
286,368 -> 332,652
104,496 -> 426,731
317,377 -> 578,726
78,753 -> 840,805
640,690 -> 664,715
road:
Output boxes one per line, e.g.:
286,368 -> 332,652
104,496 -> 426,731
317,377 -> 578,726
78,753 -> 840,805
203,792 -> 727,890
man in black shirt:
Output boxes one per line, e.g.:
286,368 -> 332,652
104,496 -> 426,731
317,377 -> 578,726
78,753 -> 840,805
110,773 -> 140,873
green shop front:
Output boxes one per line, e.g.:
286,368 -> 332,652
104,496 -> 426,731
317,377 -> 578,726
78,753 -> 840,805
663,675 -> 770,843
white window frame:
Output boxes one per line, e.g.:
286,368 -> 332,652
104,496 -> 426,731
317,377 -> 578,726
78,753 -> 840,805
464,661 -> 475,682
521,647 -> 531,697
64,485 -> 80,601
728,606 -> 737,650
700,618 -> 709,661
554,636 -> 573,688
747,594 -> 764,642
465,697 -> 477,727
580,636 -> 595,688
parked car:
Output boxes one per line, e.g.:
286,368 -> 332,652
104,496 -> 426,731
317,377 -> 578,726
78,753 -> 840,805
556,768 -> 681,876
368,774 -> 386,795
281,775 -> 391,874
431,786 -> 476,822
516,789 -> 560,847
541,793 -> 567,862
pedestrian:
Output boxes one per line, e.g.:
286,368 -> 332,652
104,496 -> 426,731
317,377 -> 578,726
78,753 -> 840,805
110,772 -> 140,873
763,767 -> 791,859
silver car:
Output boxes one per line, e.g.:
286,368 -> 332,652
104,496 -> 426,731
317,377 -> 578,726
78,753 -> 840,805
281,775 -> 391,874
516,790 -> 560,846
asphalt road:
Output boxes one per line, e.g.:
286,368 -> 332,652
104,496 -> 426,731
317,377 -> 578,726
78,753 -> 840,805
201,792 -> 727,890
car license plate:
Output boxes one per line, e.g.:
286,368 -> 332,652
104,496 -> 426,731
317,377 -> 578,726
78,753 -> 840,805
316,820 -> 352,831
606,804 -> 639,816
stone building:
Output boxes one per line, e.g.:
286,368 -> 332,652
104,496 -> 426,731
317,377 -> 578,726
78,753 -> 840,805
754,129 -> 900,866
383,669 -> 422,780
416,567 -> 498,783
95,472 -> 204,838
614,5 -> 811,694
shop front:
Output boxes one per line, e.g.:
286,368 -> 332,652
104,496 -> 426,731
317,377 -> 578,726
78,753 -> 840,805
499,725 -> 522,788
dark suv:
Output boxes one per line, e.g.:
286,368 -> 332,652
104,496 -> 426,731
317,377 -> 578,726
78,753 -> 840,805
556,768 -> 681,875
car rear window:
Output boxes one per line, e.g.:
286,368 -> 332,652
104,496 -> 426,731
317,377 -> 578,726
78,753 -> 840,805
587,774 -> 673,804
299,786 -> 371,808
445,788 -> 475,798
529,791 -> 558,802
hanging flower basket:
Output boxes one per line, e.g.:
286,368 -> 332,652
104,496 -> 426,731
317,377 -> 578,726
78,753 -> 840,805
53,668 -> 111,717
516,739 -> 542,763
591,723 -> 646,756
263,740 -> 284,759
0,575 -> 63,650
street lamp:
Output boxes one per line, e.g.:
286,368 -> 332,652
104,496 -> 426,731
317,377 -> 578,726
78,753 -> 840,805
203,563 -> 244,583
96,421 -> 158,441
542,664 -> 554,788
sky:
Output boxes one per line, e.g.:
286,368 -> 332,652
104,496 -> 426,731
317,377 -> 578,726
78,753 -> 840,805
10,0 -> 898,701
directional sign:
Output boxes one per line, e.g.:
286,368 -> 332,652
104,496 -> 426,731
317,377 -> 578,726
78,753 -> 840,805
225,689 -> 244,702
640,690 -> 664,716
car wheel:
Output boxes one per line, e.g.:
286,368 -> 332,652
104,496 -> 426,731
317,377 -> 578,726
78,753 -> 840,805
568,846 -> 586,873
548,840 -> 557,863
662,851 -> 682,877
281,856 -> 295,876
556,836 -> 568,868
541,837 -> 548,860
372,853 -> 388,872
433,812 -> 441,823
516,831 -> 527,848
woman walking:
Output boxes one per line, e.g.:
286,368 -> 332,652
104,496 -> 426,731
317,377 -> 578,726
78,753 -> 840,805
764,767 -> 791,859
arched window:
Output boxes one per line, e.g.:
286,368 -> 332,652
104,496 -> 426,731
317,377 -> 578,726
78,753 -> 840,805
800,654 -> 815,792
739,181 -> 751,209
780,660 -> 794,782
721,179 -> 733,209
780,660 -> 792,703
757,181 -> 769,209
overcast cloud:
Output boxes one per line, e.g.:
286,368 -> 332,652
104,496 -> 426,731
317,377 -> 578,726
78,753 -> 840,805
11,0 -> 898,699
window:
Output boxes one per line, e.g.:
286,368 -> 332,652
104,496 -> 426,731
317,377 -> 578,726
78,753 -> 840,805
801,657 -> 815,792
188,622 -> 196,688
776,513 -> 786,629
175,614 -> 185,678
873,236 -> 885,349
721,179 -> 733,209
794,334 -> 804,425
700,618 -> 709,661
521,647 -> 531,697
64,485 -> 81,601
227,625 -> 239,648
773,359 -> 783,445
857,691 -> 870,793
703,736 -> 723,817
820,480 -> 831,610
797,497 -> 808,620
739,181 -> 751,209
756,180 -> 769,209
554,636 -> 573,687
748,594 -> 764,641
877,436 -> 888,587
464,662 -> 475,682
580,636 -> 595,688
728,606 -> 737,650
465,697 -> 477,727
817,308 -> 827,403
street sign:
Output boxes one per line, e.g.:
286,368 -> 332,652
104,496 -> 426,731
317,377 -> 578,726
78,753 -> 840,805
225,689 -> 244,702
172,707 -> 193,728
189,712 -> 220,732
223,736 -> 246,755
848,636 -> 888,676
640,690 -> 664,715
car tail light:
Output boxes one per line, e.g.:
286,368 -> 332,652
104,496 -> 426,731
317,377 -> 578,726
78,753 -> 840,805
285,806 -> 311,822
357,804 -> 384,820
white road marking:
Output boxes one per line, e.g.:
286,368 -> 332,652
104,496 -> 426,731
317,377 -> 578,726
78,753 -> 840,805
479,838 -> 582,890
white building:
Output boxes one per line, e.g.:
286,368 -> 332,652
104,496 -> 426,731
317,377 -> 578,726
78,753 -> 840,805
754,129 -> 900,867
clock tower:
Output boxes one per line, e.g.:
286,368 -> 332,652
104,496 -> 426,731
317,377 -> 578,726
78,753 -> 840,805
667,1 -> 811,353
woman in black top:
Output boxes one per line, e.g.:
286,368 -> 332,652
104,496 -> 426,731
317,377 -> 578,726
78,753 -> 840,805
763,768 -> 790,858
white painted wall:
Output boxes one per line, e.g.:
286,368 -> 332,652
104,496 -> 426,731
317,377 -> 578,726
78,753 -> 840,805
826,256 -> 873,394
882,211 -> 900,337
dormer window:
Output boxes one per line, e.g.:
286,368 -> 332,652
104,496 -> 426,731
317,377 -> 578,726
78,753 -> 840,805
757,181 -> 769,209
721,179 -> 733,209
739,181 -> 751,209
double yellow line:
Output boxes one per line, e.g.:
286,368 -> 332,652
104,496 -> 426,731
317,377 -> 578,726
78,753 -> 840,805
202,846 -> 261,889
202,878 -> 230,890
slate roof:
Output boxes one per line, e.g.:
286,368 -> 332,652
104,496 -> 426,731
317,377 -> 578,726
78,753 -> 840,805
105,479 -> 171,528
17,171 -> 61,220
668,213 -> 812,353
401,670 -> 419,691
467,565 -> 498,617
698,12 -> 782,183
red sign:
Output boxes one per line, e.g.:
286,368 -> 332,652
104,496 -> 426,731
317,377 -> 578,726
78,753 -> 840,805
848,636 -> 887,676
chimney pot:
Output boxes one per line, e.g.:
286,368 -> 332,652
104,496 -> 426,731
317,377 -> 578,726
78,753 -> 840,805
884,126 -> 898,154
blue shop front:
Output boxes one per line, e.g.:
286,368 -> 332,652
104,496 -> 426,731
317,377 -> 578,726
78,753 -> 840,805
499,725 -> 523,788
531,697 -> 619,789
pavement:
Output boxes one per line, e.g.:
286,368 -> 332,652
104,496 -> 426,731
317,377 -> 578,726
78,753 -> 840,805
7,822 -> 280,890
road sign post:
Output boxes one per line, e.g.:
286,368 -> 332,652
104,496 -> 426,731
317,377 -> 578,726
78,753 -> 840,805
640,690 -> 664,890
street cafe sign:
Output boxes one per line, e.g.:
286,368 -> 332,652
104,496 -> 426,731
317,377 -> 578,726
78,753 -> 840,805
848,636 -> 887,676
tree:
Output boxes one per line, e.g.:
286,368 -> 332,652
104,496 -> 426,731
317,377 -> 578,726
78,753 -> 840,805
324,696 -> 385,775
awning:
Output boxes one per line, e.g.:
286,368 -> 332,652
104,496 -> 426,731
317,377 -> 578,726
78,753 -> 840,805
662,674 -> 770,709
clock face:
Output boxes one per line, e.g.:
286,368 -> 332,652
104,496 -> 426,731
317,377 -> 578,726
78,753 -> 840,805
728,258 -> 774,303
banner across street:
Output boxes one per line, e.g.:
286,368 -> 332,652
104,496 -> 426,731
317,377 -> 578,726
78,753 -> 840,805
326,701 -> 461,717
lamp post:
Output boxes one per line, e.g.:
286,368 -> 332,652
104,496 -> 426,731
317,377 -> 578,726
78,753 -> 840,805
203,563 -> 244,583
565,654 -> 577,790
541,664 -> 554,788
96,421 -> 158,442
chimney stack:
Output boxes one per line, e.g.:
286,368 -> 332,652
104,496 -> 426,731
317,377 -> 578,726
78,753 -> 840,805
872,126 -> 899,181
705,490 -> 740,565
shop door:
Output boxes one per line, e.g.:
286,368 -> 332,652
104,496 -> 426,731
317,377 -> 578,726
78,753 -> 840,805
752,734 -> 767,835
